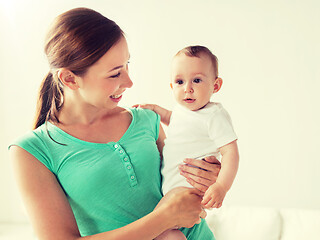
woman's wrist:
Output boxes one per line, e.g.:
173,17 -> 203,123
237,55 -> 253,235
153,200 -> 177,229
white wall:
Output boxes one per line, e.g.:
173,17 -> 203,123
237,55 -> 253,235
1,0 -> 319,223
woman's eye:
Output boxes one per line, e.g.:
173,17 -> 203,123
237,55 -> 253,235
110,72 -> 121,78
193,78 -> 202,83
176,80 -> 184,85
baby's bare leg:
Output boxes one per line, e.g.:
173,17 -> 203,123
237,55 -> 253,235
155,229 -> 186,240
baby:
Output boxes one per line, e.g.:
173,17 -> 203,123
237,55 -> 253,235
137,46 -> 239,240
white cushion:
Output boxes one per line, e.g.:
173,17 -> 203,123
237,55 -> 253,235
280,208 -> 320,240
206,205 -> 281,240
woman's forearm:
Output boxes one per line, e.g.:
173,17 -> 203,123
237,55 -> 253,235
80,209 -> 173,240
153,105 -> 172,126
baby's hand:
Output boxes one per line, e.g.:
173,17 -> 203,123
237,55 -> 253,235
132,103 -> 156,111
201,182 -> 227,209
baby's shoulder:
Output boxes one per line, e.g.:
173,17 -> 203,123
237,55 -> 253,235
200,102 -> 225,115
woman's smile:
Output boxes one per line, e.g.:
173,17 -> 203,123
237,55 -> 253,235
110,94 -> 123,102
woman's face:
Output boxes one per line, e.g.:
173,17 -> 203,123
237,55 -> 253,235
76,36 -> 132,110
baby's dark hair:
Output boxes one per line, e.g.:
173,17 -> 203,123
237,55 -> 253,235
176,45 -> 218,78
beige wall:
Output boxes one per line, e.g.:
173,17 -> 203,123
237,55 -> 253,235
1,0 -> 319,222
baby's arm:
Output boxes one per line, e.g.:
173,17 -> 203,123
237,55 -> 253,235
133,104 -> 172,126
201,140 -> 239,208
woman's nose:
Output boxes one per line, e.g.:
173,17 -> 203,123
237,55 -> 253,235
122,72 -> 133,88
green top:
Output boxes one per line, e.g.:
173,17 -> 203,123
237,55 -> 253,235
10,108 -> 214,239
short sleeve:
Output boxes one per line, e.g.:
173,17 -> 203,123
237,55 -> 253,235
132,108 -> 161,140
151,110 -> 161,140
9,130 -> 54,173
208,106 -> 238,148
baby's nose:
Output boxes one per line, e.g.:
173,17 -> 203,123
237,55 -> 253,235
184,85 -> 194,93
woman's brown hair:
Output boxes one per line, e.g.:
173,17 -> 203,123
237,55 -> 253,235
33,8 -> 124,129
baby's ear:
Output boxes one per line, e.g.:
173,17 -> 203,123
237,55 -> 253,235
213,77 -> 223,93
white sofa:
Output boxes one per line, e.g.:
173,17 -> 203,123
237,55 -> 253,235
1,205 -> 319,240
206,205 -> 320,240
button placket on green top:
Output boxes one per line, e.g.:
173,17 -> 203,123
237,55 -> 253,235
114,143 -> 137,187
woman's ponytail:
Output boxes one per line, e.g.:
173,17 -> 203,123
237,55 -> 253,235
33,72 -> 63,129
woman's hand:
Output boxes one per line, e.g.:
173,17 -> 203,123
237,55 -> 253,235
155,187 -> 206,229
132,103 -> 156,111
179,156 -> 221,193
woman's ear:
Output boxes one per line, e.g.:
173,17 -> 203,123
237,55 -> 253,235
213,77 -> 223,93
57,69 -> 79,90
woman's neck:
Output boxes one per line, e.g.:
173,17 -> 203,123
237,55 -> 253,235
57,98 -> 118,126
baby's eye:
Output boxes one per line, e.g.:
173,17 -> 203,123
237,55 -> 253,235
110,72 -> 121,78
193,78 -> 202,83
175,79 -> 184,85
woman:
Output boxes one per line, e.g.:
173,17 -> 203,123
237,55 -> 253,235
9,8 -> 220,239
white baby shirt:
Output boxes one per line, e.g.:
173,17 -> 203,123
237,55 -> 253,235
162,102 -> 238,194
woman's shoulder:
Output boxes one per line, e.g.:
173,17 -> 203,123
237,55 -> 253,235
10,124 -> 49,147
129,107 -> 159,120
9,123 -> 56,172
129,108 -> 160,124
117,106 -> 156,120
128,107 -> 160,137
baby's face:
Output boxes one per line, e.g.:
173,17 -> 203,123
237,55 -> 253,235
170,53 -> 216,111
